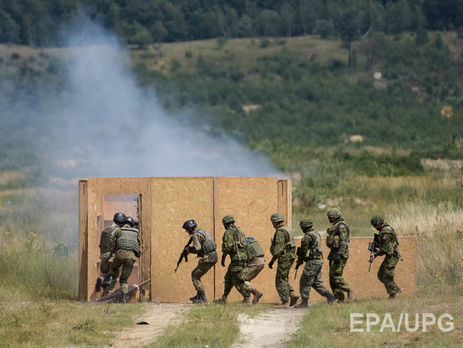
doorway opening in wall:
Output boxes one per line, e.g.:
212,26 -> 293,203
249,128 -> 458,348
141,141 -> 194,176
97,194 -> 141,289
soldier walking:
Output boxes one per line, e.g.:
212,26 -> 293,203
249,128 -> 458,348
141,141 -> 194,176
370,216 -> 403,299
95,212 -> 125,294
242,236 -> 264,304
295,219 -> 334,308
104,216 -> 140,303
268,213 -> 299,308
326,208 -> 356,303
182,219 -> 218,304
215,215 -> 251,304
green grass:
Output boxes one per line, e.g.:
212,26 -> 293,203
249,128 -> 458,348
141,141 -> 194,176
148,303 -> 270,347
0,298 -> 143,347
287,291 -> 463,347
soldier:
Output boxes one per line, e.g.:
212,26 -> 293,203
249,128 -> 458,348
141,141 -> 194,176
215,215 -> 251,304
326,208 -> 356,303
242,236 -> 264,304
104,216 -> 140,303
95,212 -> 125,293
370,216 -> 403,299
268,213 -> 299,308
182,219 -> 218,304
295,219 -> 334,308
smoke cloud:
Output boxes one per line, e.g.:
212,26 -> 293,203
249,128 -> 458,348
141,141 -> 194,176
38,20 -> 278,182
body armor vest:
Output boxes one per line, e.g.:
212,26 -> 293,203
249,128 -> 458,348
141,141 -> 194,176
196,229 -> 217,255
307,231 -> 323,260
116,227 -> 140,255
245,236 -> 265,261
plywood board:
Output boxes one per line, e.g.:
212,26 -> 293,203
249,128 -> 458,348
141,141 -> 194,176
213,177 -> 280,302
78,180 -> 88,301
278,179 -> 292,230
83,178 -> 151,301
150,177 -> 215,303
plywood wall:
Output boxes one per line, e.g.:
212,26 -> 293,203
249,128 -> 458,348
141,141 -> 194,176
79,177 -> 417,303
150,177 -> 215,303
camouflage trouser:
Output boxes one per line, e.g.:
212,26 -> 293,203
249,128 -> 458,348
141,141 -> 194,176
300,259 -> 330,300
192,260 -> 216,291
276,255 -> 295,303
242,264 -> 264,292
223,261 -> 250,298
109,250 -> 136,294
100,251 -> 113,275
378,255 -> 399,295
329,258 -> 351,301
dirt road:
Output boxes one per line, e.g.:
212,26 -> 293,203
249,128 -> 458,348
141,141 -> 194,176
108,303 -> 190,348
232,308 -> 306,348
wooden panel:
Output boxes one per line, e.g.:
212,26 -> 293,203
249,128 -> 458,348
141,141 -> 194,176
150,177 -> 214,302
84,178 -> 151,301
213,177 -> 279,302
78,180 -> 88,301
277,179 -> 292,230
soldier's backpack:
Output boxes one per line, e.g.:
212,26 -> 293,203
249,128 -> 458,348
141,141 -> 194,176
245,236 -> 264,261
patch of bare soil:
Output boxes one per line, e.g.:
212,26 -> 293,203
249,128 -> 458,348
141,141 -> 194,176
108,303 -> 190,348
232,308 -> 306,348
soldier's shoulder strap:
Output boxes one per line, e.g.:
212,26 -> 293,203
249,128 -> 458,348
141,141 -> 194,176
382,224 -> 398,244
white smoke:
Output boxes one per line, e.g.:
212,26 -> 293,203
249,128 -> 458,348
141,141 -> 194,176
40,20 -> 278,181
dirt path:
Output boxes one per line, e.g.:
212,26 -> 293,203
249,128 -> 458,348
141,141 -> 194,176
232,308 -> 306,348
108,303 -> 190,348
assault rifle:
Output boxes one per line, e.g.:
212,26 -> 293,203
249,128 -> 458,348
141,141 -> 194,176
294,246 -> 303,280
368,233 -> 379,272
175,236 -> 192,272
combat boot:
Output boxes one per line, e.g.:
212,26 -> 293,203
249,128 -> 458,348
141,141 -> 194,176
121,292 -> 127,304
251,289 -> 263,305
325,292 -> 335,304
294,298 -> 309,309
101,275 -> 113,289
95,277 -> 103,292
196,290 -> 207,303
213,295 -> 227,304
274,301 -> 289,309
347,289 -> 357,303
242,296 -> 252,306
396,286 -> 404,295
289,292 -> 299,307
190,291 -> 200,302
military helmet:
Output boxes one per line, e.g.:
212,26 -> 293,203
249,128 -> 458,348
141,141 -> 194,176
370,215 -> 384,226
113,212 -> 126,225
123,216 -> 135,227
182,219 -> 197,230
299,219 -> 313,229
270,213 -> 284,223
222,215 -> 235,224
327,208 -> 342,219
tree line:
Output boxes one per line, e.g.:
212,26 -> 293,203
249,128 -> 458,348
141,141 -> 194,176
1,0 -> 463,47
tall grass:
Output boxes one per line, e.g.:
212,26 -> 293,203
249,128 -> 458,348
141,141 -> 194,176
0,236 -> 78,300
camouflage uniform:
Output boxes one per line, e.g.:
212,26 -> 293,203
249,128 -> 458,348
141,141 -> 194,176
189,229 -> 218,292
270,222 -> 297,303
326,217 -> 351,302
99,224 -> 119,275
108,223 -> 140,295
222,224 -> 250,299
374,224 -> 401,296
298,227 -> 332,302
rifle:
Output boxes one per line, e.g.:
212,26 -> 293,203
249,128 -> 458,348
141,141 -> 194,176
294,246 -> 303,280
175,236 -> 192,272
368,234 -> 379,272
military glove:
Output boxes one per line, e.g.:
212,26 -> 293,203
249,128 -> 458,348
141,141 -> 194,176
333,254 -> 341,263
268,260 -> 274,269
221,254 -> 226,267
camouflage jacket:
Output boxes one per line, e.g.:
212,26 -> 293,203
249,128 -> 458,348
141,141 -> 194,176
99,224 -> 120,254
374,224 -> 399,257
270,224 -> 296,261
109,223 -> 140,257
326,219 -> 350,260
222,225 -> 247,262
